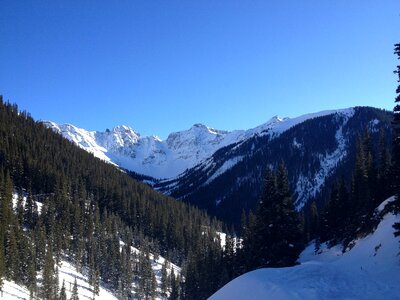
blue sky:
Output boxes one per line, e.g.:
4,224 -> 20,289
1,1 -> 399,139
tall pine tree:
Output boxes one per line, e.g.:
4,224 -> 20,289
244,163 -> 303,270
392,42 -> 400,236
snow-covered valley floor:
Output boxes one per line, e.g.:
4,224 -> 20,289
210,204 -> 400,300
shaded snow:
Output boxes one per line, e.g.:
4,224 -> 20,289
210,199 -> 400,300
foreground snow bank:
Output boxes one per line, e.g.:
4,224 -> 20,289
210,208 -> 400,299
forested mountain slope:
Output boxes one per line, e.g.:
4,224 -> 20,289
0,98 -> 223,299
157,107 -> 392,226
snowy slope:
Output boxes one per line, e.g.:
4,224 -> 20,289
5,193 -> 181,299
0,251 -> 180,300
210,198 -> 400,300
43,108 -> 353,180
0,260 -> 118,300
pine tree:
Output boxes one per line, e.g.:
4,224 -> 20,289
26,241 -> 37,298
307,201 -> 319,243
24,189 -> 38,229
16,193 -> 24,226
169,268 -> 179,300
42,245 -> 57,299
223,234 -> 235,280
272,163 -> 303,266
393,42 -> 400,235
0,236 -> 4,297
138,250 -> 156,300
6,223 -> 18,281
160,260 -> 169,299
59,280 -> 67,300
245,164 -> 303,269
70,278 -> 79,300
378,128 -> 391,200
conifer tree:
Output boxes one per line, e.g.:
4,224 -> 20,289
6,224 -> 18,281
24,189 -> 38,229
59,280 -> 67,300
16,193 -> 24,226
223,235 -> 235,279
42,245 -> 57,299
0,237 -> 4,297
138,250 -> 156,299
168,268 -> 179,300
27,243 -> 37,299
245,164 -> 303,269
378,128 -> 391,200
307,201 -> 319,242
392,42 -> 400,235
394,43 -> 400,199
160,260 -> 169,299
70,278 -> 79,300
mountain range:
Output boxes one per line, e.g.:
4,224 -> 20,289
44,106 -> 393,226
43,109 -> 351,180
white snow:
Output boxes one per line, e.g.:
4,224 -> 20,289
210,199 -> 400,300
1,251 -> 180,300
12,193 -> 43,214
376,196 -> 396,213
205,156 -> 244,185
58,261 -> 118,300
294,110 -> 354,209
43,108 -> 354,180
0,260 -> 118,300
0,280 -> 30,299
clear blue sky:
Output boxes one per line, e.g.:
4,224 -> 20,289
1,1 -> 399,139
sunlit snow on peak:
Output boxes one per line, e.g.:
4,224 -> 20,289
44,108 -> 354,179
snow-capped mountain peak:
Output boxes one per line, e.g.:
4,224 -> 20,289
96,125 -> 140,150
43,108 -> 354,180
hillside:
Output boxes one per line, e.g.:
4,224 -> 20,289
1,248 -> 180,300
0,99 -> 223,299
159,107 -> 392,226
210,198 -> 400,300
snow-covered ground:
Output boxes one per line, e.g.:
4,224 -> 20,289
210,199 -> 400,300
43,108 -> 354,180
0,260 -> 118,300
1,253 -> 180,300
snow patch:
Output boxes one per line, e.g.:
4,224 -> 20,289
205,156 -> 244,185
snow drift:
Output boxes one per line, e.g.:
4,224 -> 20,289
210,199 -> 400,300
